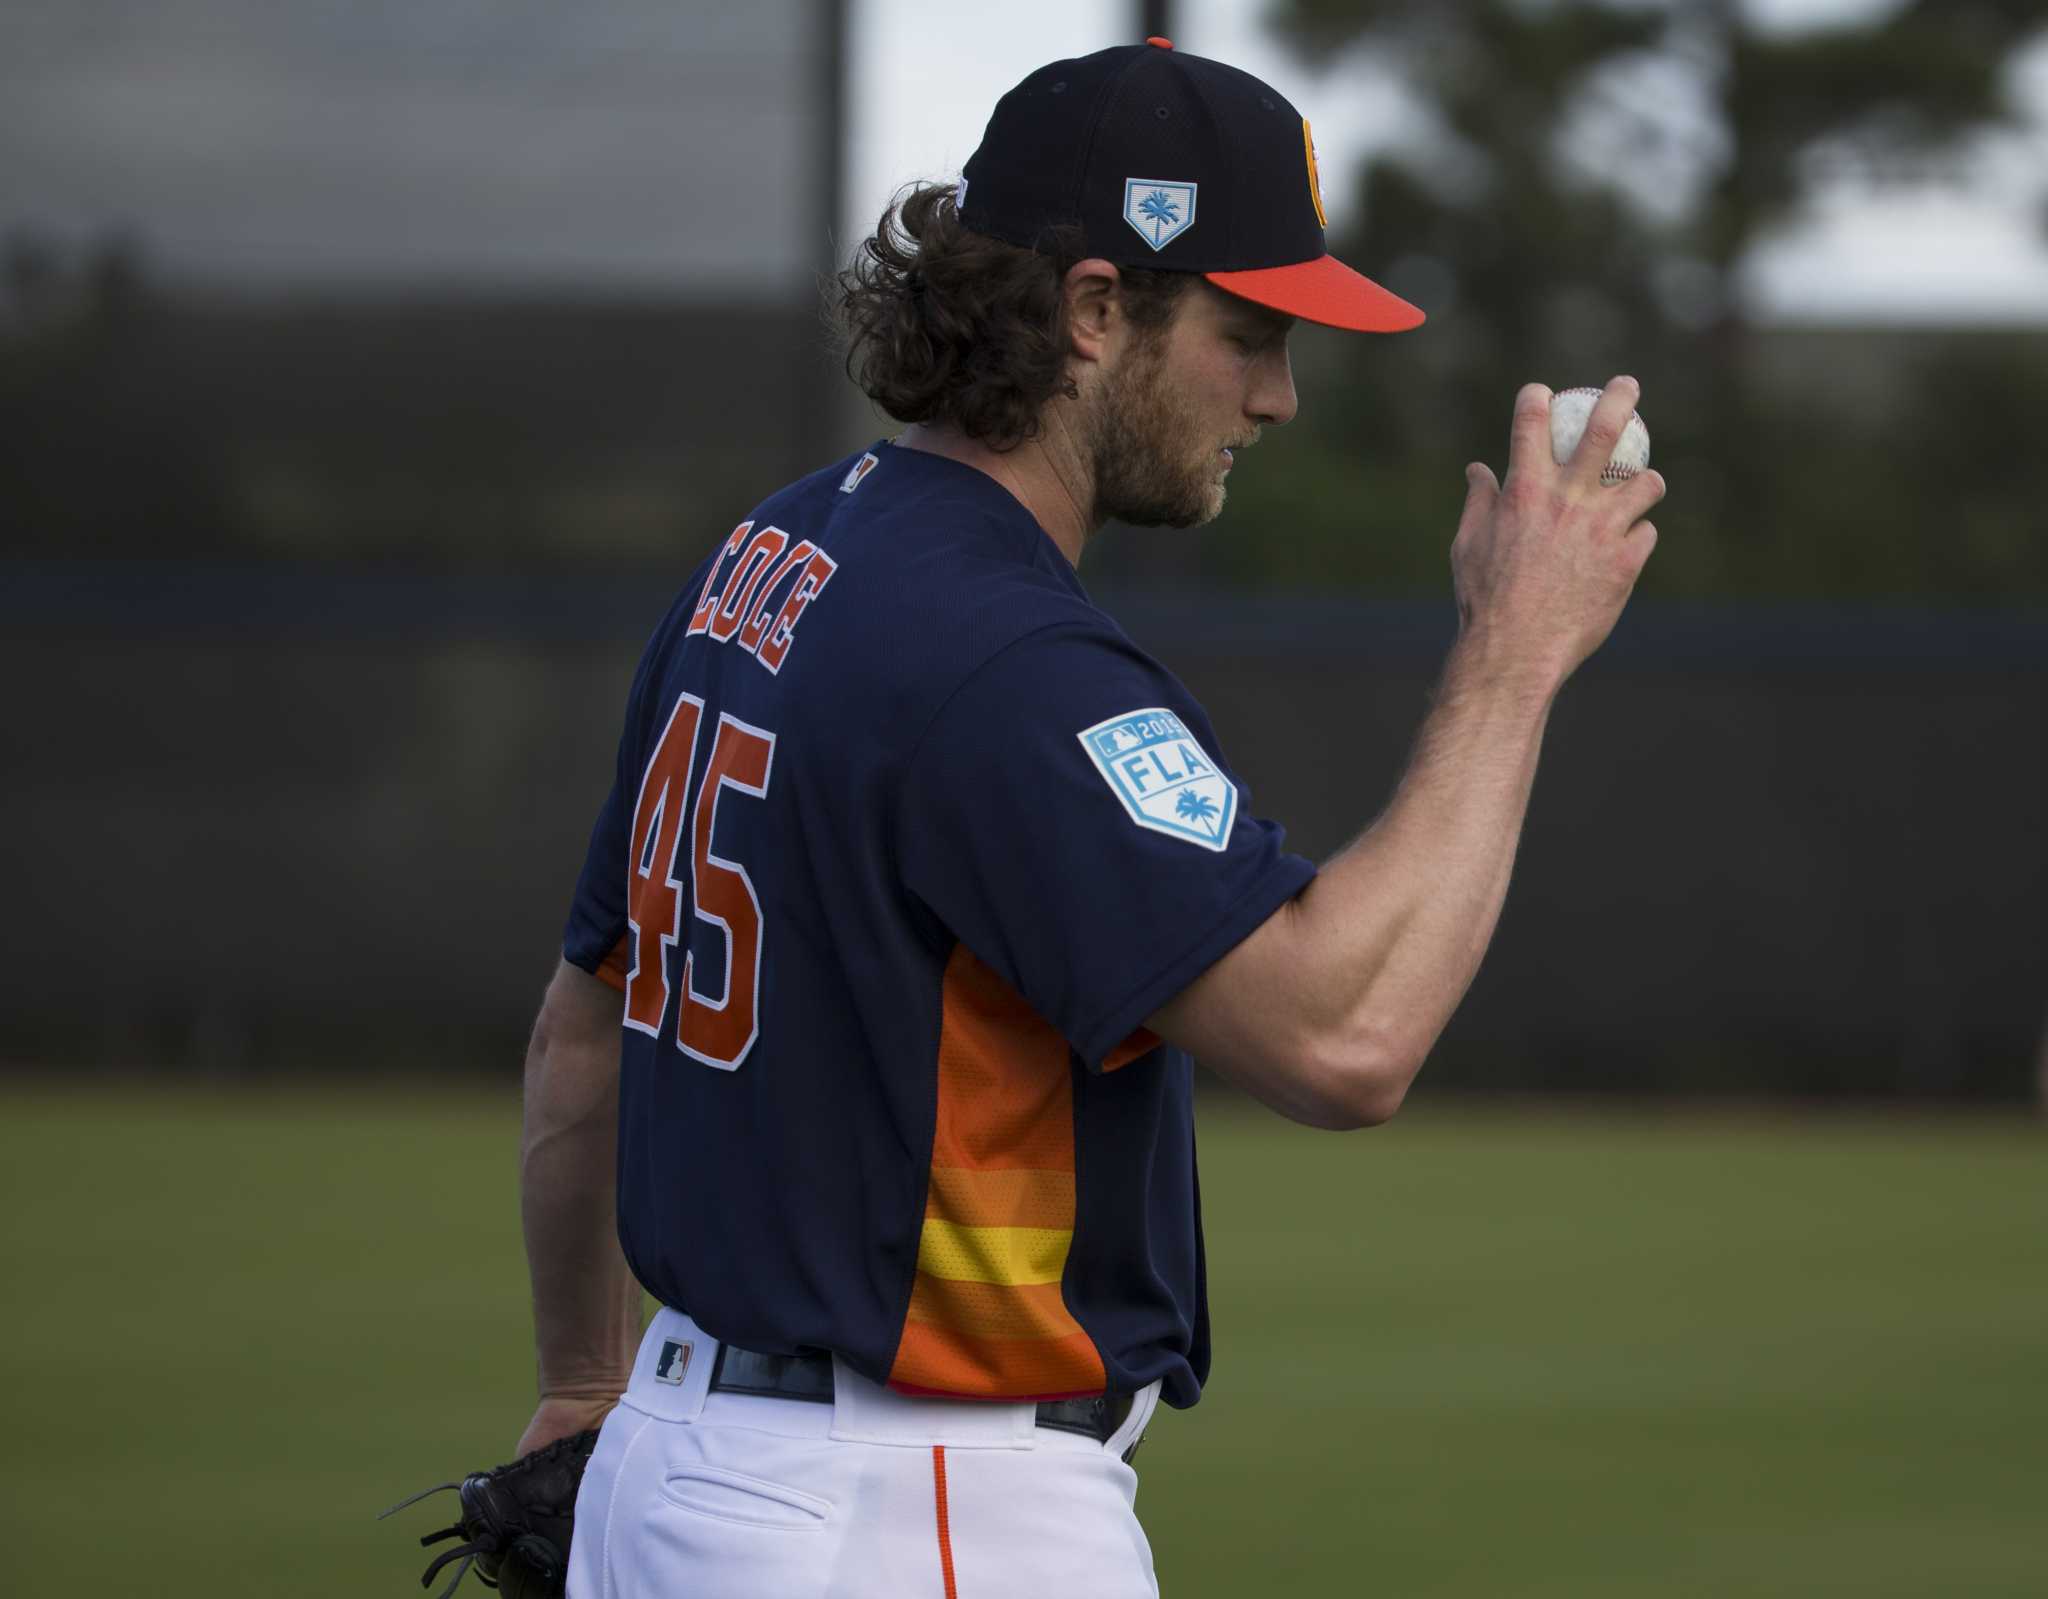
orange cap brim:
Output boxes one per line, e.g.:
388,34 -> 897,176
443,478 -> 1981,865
1205,253 -> 1425,334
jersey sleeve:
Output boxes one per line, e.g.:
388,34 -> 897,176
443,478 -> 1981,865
561,594 -> 690,988
897,622 -> 1316,1069
562,768 -> 630,986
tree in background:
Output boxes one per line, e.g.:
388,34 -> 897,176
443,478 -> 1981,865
1094,1 -> 2046,600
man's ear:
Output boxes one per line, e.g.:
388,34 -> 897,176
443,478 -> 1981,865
1062,258 -> 1123,365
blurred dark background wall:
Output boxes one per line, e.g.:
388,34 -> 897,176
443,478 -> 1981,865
3,569 -> 2042,1098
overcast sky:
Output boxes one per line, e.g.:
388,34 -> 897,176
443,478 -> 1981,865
4,0 -> 2043,322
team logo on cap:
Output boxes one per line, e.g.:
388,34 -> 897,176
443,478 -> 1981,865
1303,120 -> 1327,229
1123,179 -> 1198,251
1078,708 -> 1236,851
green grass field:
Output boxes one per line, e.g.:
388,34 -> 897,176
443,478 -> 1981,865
3,1086 -> 2043,1596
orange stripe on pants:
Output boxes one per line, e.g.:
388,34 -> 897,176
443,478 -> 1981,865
932,1446 -> 959,1599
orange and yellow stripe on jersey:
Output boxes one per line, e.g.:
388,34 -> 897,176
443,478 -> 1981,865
888,944 -> 1154,1400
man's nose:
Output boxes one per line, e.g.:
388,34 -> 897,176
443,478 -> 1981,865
1251,345 -> 1298,426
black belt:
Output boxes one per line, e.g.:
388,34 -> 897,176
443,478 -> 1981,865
707,1344 -> 1143,1461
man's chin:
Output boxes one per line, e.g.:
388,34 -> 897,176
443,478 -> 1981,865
1115,484 -> 1226,530
1177,483 -> 1227,528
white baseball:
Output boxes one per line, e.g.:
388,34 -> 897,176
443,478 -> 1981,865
1548,386 -> 1651,486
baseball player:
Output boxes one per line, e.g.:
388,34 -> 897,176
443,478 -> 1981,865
516,39 -> 1662,1599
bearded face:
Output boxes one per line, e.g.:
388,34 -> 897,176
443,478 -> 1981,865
1082,325 -> 1232,530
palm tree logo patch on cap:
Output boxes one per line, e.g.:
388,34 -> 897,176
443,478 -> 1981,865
1302,120 -> 1327,228
1123,179 -> 1198,250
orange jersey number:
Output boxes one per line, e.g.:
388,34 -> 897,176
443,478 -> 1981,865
622,693 -> 777,1069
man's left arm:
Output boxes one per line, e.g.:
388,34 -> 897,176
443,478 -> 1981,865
515,956 -> 641,1457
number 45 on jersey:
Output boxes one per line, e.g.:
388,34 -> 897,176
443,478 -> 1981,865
623,694 -> 774,1069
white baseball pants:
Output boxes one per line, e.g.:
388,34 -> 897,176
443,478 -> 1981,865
567,1307 -> 1162,1599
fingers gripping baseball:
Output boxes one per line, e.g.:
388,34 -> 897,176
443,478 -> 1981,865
1556,382 -> 1646,494
1453,376 -> 1664,683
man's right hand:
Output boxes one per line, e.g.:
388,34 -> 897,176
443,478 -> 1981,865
1451,376 -> 1664,688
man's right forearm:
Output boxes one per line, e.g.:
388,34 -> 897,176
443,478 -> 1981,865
1150,634 -> 1563,1129
521,959 -> 642,1401
1283,632 -> 1562,1114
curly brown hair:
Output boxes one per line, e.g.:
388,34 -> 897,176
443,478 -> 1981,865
834,181 -> 1191,451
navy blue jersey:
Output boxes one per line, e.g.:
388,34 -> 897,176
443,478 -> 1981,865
563,442 -> 1314,1408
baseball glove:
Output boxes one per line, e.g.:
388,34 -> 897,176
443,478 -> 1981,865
382,1428 -> 599,1599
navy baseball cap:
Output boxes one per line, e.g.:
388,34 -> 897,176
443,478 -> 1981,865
956,37 -> 1424,334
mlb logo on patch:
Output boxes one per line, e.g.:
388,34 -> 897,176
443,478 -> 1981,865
839,452 -> 880,494
1078,708 -> 1236,851
1123,179 -> 1197,251
654,1339 -> 692,1385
